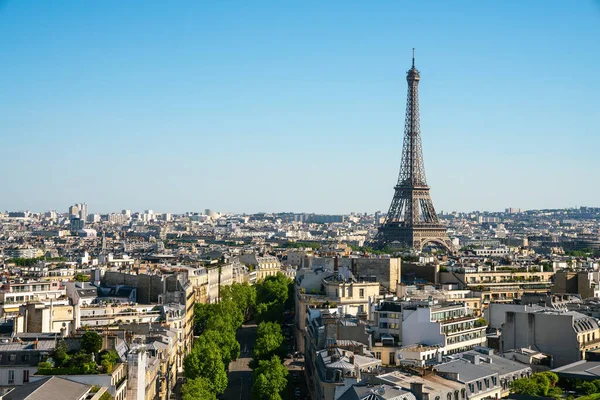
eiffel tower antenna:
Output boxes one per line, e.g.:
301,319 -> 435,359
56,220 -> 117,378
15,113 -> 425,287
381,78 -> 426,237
373,54 -> 452,251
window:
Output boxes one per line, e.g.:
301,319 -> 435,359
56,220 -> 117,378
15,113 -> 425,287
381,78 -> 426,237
375,352 -> 381,360
359,289 -> 365,298
22,354 -> 29,361
380,313 -> 388,318
389,352 -> 395,365
477,381 -> 482,391
23,370 -> 29,383
379,322 -> 388,329
8,370 -> 14,384
9,354 -> 16,361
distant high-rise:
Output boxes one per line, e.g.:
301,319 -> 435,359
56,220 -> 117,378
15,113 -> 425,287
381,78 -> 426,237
374,52 -> 452,251
78,203 -> 88,220
68,204 -> 79,218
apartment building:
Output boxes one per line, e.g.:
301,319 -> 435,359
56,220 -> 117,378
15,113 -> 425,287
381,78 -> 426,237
440,268 -> 553,305
552,271 -> 600,300
295,268 -> 379,352
502,308 -> 600,367
372,301 -> 487,356
0,280 -> 67,317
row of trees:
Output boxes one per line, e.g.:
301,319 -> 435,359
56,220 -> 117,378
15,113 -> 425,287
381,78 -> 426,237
250,274 -> 293,400
182,274 -> 294,400
182,295 -> 243,399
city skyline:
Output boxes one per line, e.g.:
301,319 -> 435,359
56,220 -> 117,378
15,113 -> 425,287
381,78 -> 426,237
1,1 -> 599,214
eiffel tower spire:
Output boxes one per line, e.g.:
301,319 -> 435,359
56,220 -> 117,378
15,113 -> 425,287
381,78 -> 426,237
374,53 -> 452,251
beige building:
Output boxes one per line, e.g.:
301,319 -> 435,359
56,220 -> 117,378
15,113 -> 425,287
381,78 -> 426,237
0,280 -> 67,317
552,270 -> 600,299
440,268 -> 554,305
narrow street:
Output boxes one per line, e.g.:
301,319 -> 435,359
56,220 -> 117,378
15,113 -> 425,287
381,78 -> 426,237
223,323 -> 257,400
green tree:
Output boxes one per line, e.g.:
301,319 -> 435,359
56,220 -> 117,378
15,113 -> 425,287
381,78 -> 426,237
201,329 -> 240,367
52,339 -> 69,367
253,322 -> 283,361
221,283 -> 256,321
67,351 -> 97,373
182,377 -> 216,400
582,381 -> 597,395
256,274 -> 290,305
74,273 -> 90,282
183,339 -> 228,394
510,372 -> 561,398
510,378 -> 539,396
81,331 -> 103,354
194,300 -> 243,336
251,356 -> 288,400
100,350 -> 119,373
255,302 -> 284,324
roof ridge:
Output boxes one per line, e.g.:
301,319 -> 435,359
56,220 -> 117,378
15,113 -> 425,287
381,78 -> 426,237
24,376 -> 53,400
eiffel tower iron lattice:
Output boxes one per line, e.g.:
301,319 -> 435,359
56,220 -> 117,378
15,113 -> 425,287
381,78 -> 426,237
374,52 -> 453,251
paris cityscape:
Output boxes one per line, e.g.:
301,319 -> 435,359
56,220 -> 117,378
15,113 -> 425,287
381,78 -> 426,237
1,2 -> 599,400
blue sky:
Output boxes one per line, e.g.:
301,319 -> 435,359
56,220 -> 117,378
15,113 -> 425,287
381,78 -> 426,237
1,1 -> 599,214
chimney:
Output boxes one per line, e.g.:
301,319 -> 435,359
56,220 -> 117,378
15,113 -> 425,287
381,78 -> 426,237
410,382 -> 424,400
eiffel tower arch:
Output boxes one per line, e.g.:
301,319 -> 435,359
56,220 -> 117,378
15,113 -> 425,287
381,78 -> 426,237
374,52 -> 453,252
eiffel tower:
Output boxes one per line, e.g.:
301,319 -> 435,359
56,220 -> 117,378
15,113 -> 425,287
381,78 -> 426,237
374,51 -> 452,251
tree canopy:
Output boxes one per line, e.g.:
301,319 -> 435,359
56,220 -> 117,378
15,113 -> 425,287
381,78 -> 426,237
81,331 -> 103,354
220,283 -> 256,321
254,321 -> 284,361
183,339 -> 228,394
251,355 -> 288,400
510,372 -> 561,399
182,377 -> 217,400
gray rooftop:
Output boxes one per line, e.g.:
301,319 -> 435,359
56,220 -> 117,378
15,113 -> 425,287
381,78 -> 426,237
435,359 -> 497,383
3,376 -> 91,400
553,360 -> 600,379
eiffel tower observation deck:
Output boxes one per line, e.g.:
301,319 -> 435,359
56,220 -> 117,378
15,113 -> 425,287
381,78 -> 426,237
374,51 -> 452,251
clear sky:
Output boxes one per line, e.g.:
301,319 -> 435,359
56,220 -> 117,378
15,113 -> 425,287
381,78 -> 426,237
1,1 -> 599,215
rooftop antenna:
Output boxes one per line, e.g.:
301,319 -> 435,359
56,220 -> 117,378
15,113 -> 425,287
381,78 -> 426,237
412,48 -> 415,68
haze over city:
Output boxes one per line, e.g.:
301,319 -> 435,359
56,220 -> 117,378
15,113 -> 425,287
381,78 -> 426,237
1,1 -> 599,214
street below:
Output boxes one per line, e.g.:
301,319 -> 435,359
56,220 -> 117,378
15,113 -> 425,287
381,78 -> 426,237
223,323 -> 257,400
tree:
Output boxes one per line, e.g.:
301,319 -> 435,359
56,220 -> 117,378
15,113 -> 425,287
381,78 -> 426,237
184,339 -> 228,394
582,381 -> 597,395
81,331 -> 103,354
100,350 -> 120,373
221,283 -> 256,321
74,273 -> 90,282
52,339 -> 69,367
253,322 -> 283,361
182,377 -> 216,400
194,301 -> 243,336
202,329 -> 240,367
255,302 -> 284,324
510,372 -> 561,398
256,274 -> 290,305
67,351 -> 97,373
251,356 -> 288,400
510,378 -> 539,396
